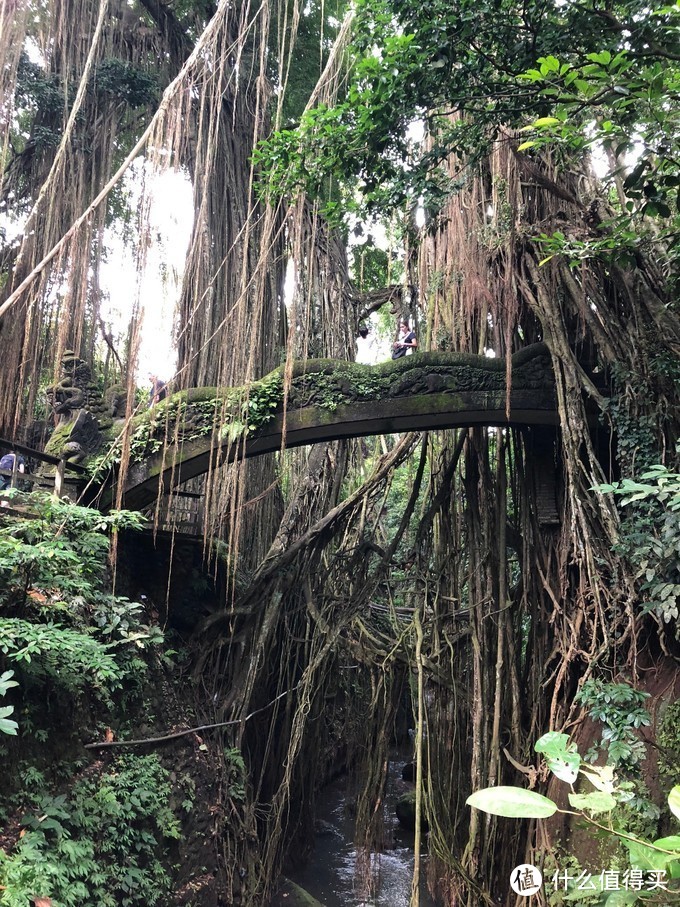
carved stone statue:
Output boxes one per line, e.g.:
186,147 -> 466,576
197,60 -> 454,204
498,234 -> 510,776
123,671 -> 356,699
44,351 -> 99,422
103,384 -> 127,422
44,351 -> 104,462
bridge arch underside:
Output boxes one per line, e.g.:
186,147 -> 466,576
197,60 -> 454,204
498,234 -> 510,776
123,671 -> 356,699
121,387 -> 560,510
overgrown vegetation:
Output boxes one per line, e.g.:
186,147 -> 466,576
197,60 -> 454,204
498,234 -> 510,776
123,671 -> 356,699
1,0 -> 679,904
0,754 -> 179,907
598,468 -> 680,629
0,494 -> 160,693
468,732 -> 680,906
0,493 -> 190,906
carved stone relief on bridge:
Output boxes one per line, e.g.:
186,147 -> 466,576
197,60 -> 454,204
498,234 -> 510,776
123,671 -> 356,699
117,344 -> 557,476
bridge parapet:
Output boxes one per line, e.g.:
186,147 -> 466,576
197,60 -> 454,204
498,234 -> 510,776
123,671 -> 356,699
97,344 -> 558,510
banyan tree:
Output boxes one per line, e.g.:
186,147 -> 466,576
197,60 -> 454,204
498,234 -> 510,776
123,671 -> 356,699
0,0 -> 678,904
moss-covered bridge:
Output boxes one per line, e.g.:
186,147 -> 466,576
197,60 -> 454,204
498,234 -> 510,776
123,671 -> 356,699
105,344 -> 560,511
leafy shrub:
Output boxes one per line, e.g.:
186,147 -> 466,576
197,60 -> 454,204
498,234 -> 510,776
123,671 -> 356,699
0,670 -> 18,736
0,493 -> 161,701
0,754 -> 180,907
467,734 -> 680,906
93,59 -> 158,107
575,680 -> 651,769
596,467 -> 680,626
0,619 -> 121,695
0,493 -> 145,604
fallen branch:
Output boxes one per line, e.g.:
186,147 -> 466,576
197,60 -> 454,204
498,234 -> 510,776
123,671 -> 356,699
84,685 -> 295,749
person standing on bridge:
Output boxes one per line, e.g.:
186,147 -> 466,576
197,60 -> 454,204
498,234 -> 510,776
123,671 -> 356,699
392,320 -> 417,359
148,374 -> 168,407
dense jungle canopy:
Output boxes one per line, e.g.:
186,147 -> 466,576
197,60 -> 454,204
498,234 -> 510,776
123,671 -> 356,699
0,0 -> 679,904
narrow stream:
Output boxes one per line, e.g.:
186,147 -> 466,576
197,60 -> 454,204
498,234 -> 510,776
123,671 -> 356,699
274,748 -> 439,907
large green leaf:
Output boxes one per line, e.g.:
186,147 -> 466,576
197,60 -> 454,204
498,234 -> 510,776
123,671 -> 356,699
654,835 -> 680,851
532,116 -> 562,128
653,836 -> 680,877
669,785 -> 680,821
535,731 -> 581,783
466,786 -> 558,818
0,715 -> 18,735
568,791 -> 616,814
603,892 -> 637,906
535,731 -> 570,753
624,837 -> 676,872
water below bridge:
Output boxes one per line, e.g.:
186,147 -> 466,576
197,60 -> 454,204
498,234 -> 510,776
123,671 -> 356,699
272,746 -> 439,907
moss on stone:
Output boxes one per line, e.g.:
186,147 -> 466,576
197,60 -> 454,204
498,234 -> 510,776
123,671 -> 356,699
44,420 -> 78,459
90,344 -> 555,479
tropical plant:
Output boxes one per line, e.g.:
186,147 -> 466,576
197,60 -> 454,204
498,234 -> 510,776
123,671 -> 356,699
575,680 -> 652,770
0,754 -> 180,907
597,468 -> 680,627
258,0 -> 680,231
0,492 -> 161,700
0,670 -> 19,737
467,732 -> 680,905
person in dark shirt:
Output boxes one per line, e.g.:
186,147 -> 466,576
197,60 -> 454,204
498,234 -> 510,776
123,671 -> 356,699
0,452 -> 25,490
392,320 -> 417,359
148,374 -> 168,407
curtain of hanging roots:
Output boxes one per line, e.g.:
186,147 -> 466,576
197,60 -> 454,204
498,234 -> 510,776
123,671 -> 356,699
388,121 -> 680,904
0,2 -> 362,897
5,5 -> 680,905
0,0 -> 181,439
141,4 -> 373,898
188,432 -> 420,901
147,0 -> 357,568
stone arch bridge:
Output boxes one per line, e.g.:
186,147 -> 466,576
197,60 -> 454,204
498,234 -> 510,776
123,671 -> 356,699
102,343 -> 563,516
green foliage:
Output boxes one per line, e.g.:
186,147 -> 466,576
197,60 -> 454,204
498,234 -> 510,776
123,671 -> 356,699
15,54 -> 63,115
535,226 -> 650,273
0,493 -> 145,600
13,53 -> 64,154
467,735 -> 680,904
670,787 -> 680,822
0,493 -> 161,703
575,680 -> 651,770
224,746 -> 247,803
90,596 -> 163,646
92,59 -> 158,108
243,373 -> 285,431
601,385 -> 660,477
350,237 -> 392,293
517,35 -> 680,280
255,0 -> 679,310
0,754 -> 179,907
290,367 -> 385,411
466,786 -> 558,818
596,467 -> 680,626
536,731 -> 581,783
272,0 -> 346,124
658,703 -> 680,793
97,374 -> 286,472
214,374 -> 286,441
0,670 -> 19,737
0,619 -> 121,695
574,679 -> 659,836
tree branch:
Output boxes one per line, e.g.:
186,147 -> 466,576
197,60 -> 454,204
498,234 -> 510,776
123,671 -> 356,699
353,284 -> 408,324
84,685 -> 295,748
